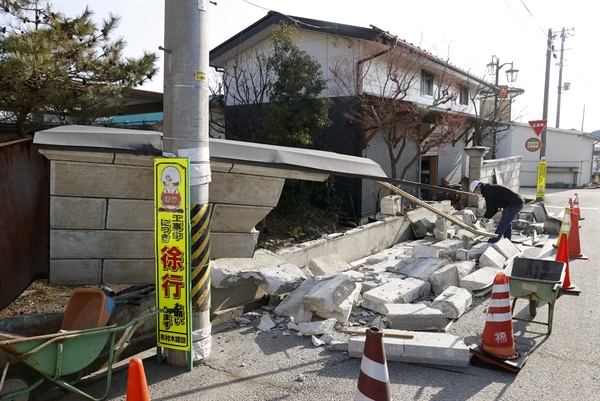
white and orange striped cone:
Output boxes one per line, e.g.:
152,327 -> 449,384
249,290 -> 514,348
355,327 -> 391,401
469,272 -> 528,373
480,272 -> 518,359
573,193 -> 584,220
555,204 -> 571,249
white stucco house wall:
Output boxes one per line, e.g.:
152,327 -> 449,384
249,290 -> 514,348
209,11 -> 509,218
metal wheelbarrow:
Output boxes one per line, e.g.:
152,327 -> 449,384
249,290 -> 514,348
0,303 -> 166,401
506,257 -> 566,334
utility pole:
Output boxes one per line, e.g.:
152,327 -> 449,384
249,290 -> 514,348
539,29 -> 552,161
163,0 -> 212,367
556,27 -> 574,128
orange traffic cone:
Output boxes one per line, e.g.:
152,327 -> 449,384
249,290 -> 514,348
568,211 -> 588,260
126,358 -> 151,401
556,232 -> 580,295
556,204 -> 571,248
573,193 -> 583,220
469,272 -> 528,372
355,327 -> 391,401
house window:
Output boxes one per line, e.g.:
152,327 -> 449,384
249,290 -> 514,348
459,86 -> 469,105
421,70 -> 434,96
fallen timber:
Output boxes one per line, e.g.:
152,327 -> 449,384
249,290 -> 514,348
375,180 -> 498,239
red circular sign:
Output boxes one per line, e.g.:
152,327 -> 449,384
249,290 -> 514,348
525,137 -> 541,152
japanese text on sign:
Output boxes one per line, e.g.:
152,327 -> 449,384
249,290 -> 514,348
154,158 -> 191,351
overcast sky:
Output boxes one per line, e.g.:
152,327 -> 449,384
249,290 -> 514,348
51,0 -> 598,133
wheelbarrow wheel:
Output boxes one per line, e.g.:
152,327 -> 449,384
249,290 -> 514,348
529,300 -> 539,317
0,370 -> 38,401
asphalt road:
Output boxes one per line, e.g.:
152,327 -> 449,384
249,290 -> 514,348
59,187 -> 600,401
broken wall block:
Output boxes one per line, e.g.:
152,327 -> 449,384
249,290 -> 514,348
428,264 -> 460,295
307,254 -> 353,276
430,286 -> 472,319
492,238 -> 521,259
479,246 -> 507,269
460,267 -> 502,295
362,278 -> 429,314
385,303 -> 448,331
389,257 -> 448,281
303,274 -> 357,313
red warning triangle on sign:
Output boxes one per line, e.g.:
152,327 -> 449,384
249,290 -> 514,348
528,120 -> 547,136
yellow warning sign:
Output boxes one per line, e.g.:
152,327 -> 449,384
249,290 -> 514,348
536,161 -> 547,201
154,158 -> 191,351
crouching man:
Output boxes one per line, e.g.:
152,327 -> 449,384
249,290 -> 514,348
470,180 -> 525,243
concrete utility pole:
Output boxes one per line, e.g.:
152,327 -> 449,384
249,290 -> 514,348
163,0 -> 212,366
540,28 -> 553,161
555,27 -> 574,129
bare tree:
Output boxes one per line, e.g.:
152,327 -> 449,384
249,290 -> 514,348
330,35 -> 471,180
466,78 -> 525,153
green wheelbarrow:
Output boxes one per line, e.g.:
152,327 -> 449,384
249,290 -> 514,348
0,308 -> 166,401
506,257 -> 566,334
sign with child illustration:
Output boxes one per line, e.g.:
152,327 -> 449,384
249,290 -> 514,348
154,158 -> 191,351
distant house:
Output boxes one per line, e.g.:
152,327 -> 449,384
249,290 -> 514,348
498,122 -> 597,187
209,11 -> 512,220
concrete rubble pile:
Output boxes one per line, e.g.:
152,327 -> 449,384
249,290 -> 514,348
211,197 -> 547,368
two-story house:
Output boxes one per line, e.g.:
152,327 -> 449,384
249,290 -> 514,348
210,11 -> 497,220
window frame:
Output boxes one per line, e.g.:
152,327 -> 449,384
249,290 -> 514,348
459,85 -> 469,105
421,70 -> 435,97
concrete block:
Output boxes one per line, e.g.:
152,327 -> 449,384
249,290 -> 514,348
380,195 -> 402,216
211,204 -> 272,232
460,267 -> 501,295
50,230 -> 153,259
298,318 -> 337,336
313,283 -> 362,323
410,218 -> 432,238
455,261 -> 477,279
412,245 -> 440,259
389,257 -> 448,281
211,251 -> 301,292
362,279 -> 430,314
49,259 -> 101,285
386,303 -> 448,331
431,239 -> 464,259
103,259 -> 154,284
274,277 -> 321,317
51,160 -> 153,199
479,246 -> 507,269
245,261 -> 306,295
106,199 -> 153,230
209,172 -> 285,207
492,238 -> 521,259
50,196 -> 106,229
430,286 -> 472,319
428,264 -> 460,295
468,242 -> 490,260
348,330 -> 470,367
307,254 -> 353,276
456,248 -> 469,261
211,231 -> 258,259
303,274 -> 357,313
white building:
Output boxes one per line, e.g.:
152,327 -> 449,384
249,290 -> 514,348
497,122 -> 597,187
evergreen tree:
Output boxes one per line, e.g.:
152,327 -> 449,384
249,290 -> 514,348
0,0 -> 158,136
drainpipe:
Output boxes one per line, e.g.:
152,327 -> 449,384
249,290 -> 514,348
163,0 -> 212,367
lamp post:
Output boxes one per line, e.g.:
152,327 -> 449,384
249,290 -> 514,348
486,55 -> 519,159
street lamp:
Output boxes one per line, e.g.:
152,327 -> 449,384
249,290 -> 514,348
486,55 -> 519,158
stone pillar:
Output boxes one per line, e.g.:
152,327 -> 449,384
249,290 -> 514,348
465,146 -> 489,183
464,147 -> 489,208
